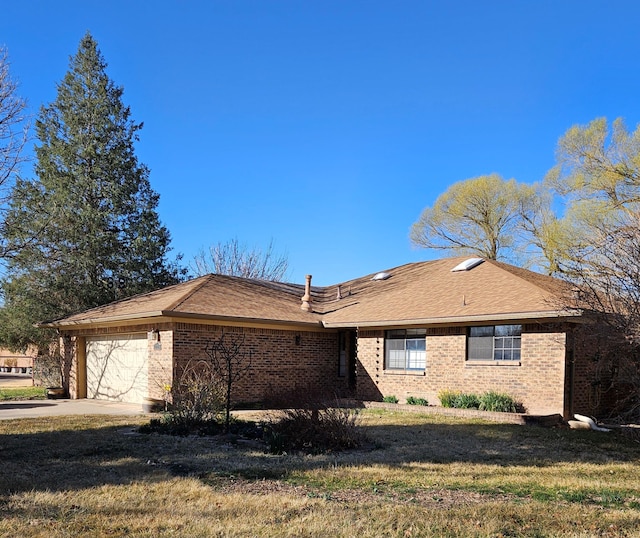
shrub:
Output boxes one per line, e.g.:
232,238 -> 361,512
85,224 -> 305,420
142,359 -> 226,435
437,389 -> 460,408
454,392 -> 480,409
479,391 -> 518,413
264,404 -> 363,454
406,396 -> 428,406
383,395 -> 399,404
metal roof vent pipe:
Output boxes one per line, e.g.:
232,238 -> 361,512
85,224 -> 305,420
301,274 -> 313,311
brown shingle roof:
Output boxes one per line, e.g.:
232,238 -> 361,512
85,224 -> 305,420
43,274 -> 323,327
43,257 -> 581,329
318,257 -> 577,327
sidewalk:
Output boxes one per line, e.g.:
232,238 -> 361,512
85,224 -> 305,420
0,398 -> 144,420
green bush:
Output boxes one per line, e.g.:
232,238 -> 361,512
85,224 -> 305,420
438,389 -> 518,412
383,395 -> 399,404
479,391 -> 518,413
406,396 -> 428,406
437,389 -> 460,408
454,392 -> 480,409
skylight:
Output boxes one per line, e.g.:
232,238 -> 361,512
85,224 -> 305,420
451,258 -> 484,272
372,271 -> 391,281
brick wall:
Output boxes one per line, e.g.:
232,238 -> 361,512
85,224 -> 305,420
172,323 -> 348,404
61,321 -> 348,405
356,324 -> 568,416
63,319 -> 614,418
148,329 -> 174,401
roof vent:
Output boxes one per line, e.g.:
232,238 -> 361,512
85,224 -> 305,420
372,271 -> 391,281
451,258 -> 484,272
300,274 -> 313,311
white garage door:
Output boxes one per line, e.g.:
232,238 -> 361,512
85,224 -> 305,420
86,334 -> 148,404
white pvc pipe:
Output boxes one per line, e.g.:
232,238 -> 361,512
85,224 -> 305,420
574,413 -> 611,432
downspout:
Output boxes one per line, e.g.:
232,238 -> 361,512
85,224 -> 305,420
566,329 -> 576,421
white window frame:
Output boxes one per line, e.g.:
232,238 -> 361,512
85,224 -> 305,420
467,325 -> 522,361
384,329 -> 426,371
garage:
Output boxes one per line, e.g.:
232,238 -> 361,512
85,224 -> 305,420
86,334 -> 148,403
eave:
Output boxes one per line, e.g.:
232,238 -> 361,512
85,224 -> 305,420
39,310 -> 325,331
321,309 -> 585,329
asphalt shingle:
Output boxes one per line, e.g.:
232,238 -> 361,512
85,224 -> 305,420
44,257 -> 580,329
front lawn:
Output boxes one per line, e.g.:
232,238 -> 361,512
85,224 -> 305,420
0,386 -> 46,401
1,409 -> 639,537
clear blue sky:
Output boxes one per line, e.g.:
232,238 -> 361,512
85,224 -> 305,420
2,1 -> 639,285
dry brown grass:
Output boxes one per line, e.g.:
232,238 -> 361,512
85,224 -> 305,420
1,409 -> 639,537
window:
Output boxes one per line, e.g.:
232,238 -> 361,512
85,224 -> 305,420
468,325 -> 521,361
385,329 -> 426,370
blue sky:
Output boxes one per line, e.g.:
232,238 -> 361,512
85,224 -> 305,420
2,1 -> 639,285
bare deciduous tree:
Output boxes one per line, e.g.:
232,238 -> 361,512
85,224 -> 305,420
0,46 -> 28,193
547,118 -> 640,419
191,238 -> 289,281
204,330 -> 253,432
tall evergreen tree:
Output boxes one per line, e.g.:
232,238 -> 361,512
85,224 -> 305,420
0,33 -> 184,351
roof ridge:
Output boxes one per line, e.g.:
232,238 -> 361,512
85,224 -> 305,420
164,274 -> 218,312
484,259 -> 566,294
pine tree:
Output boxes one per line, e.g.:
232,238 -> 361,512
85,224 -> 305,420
0,33 -> 184,351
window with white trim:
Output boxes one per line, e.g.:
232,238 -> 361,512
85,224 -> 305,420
385,329 -> 426,370
467,325 -> 521,361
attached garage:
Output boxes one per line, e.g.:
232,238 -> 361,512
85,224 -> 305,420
85,334 -> 149,404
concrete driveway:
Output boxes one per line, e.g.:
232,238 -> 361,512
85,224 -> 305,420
0,372 -> 140,419
0,398 -> 144,420
0,372 -> 144,419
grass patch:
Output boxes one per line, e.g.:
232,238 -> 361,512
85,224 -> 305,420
1,410 -> 639,536
0,386 -> 46,401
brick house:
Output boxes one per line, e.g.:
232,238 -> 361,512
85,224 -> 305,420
42,257 -> 610,418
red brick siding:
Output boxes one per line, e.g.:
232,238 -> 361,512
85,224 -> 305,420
148,330 -> 174,400
356,324 -> 568,416
62,322 -> 347,404
172,323 -> 348,404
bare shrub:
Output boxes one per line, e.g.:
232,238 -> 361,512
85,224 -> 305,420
265,405 -> 363,454
263,388 -> 364,454
165,359 -> 225,433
